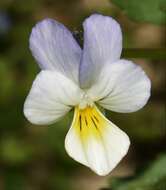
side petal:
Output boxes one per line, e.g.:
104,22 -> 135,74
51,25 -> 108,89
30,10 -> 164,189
24,71 -> 83,125
30,18 -> 81,83
79,14 -> 122,88
88,60 -> 151,113
65,106 -> 130,176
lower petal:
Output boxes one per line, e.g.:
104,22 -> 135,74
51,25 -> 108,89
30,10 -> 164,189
65,106 -> 130,176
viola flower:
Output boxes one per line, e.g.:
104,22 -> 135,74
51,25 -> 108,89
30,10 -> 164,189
24,14 -> 151,176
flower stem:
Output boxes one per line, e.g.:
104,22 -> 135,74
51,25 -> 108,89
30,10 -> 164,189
122,48 -> 166,60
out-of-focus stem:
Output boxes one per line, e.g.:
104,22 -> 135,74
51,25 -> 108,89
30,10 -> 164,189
122,48 -> 166,60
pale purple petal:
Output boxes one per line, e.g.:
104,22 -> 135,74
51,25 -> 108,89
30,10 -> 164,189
30,18 -> 81,83
79,14 -> 122,88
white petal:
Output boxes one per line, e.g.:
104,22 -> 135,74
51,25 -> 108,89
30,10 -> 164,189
79,14 -> 122,88
87,60 -> 151,113
30,18 -> 81,83
65,106 -> 130,176
24,71 -> 83,125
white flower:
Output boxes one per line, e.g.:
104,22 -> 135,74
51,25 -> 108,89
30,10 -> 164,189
24,14 -> 151,176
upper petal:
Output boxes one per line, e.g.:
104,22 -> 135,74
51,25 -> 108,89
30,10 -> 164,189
88,60 -> 151,113
65,106 -> 130,176
24,71 -> 83,125
30,18 -> 82,83
79,14 -> 122,88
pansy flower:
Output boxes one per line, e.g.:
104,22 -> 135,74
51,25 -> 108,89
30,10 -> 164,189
24,14 -> 151,176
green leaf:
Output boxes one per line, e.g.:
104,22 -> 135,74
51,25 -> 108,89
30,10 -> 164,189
109,154 -> 166,190
111,0 -> 166,25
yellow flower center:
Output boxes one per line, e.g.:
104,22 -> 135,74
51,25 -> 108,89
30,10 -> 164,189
73,106 -> 107,141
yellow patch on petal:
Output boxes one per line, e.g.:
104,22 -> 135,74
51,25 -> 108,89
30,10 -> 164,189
65,105 -> 130,176
73,106 -> 108,141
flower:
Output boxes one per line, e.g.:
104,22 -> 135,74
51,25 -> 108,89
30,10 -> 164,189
24,14 -> 151,176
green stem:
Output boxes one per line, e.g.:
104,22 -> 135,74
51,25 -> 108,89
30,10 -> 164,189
121,48 -> 166,60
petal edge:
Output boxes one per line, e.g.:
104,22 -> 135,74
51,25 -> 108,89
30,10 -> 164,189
24,70 -> 83,125
87,60 -> 151,113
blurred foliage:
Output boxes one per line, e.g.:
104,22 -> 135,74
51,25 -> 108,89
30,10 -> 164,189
107,154 -> 166,190
111,0 -> 166,25
107,103 -> 165,143
0,0 -> 165,190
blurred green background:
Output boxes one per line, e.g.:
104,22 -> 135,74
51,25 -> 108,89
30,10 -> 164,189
0,0 -> 165,190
